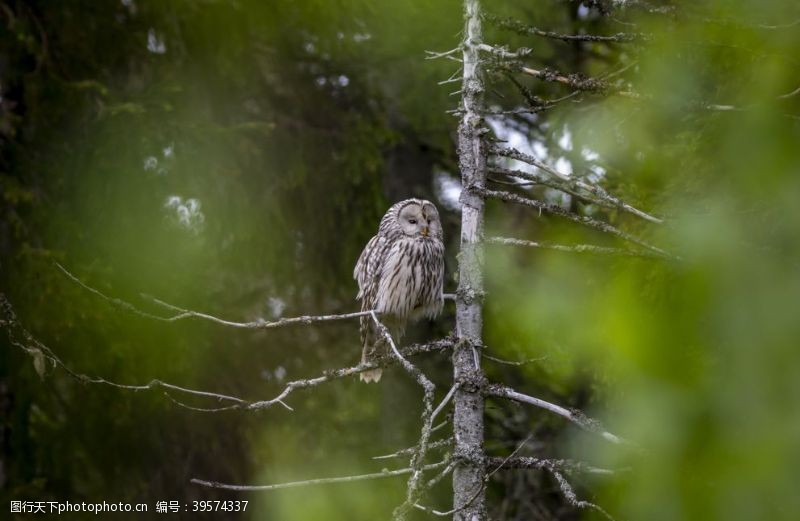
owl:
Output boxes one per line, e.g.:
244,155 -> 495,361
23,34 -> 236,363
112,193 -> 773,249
353,199 -> 445,383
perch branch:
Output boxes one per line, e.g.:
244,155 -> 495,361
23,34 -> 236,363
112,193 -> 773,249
57,262 -> 374,330
2,290 -> 452,413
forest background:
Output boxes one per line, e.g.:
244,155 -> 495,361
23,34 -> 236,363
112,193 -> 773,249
2,1 -> 799,519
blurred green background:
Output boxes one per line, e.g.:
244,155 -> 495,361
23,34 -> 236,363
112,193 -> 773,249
2,1 -> 799,520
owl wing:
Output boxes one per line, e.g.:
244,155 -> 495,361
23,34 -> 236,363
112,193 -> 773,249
354,234 -> 390,305
354,234 -> 394,382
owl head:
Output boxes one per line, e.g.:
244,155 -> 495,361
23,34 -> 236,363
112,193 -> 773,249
382,199 -> 443,240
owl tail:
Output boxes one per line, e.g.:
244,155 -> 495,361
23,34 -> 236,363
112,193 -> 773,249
359,318 -> 403,384
359,366 -> 383,383
359,323 -> 384,383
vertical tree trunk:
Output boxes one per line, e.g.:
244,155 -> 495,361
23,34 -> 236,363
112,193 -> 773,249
453,0 -> 487,519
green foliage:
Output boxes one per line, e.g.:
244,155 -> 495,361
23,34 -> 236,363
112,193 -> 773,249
485,1 -> 800,519
2,0 -> 799,519
2,0 -> 459,518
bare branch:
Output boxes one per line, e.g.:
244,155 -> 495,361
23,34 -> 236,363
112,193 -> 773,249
0,293 -> 251,412
478,187 -> 674,258
484,12 -> 643,43
2,289 -> 452,414
426,47 -> 462,60
482,350 -> 548,366
477,43 -> 533,60
247,337 -> 453,412
550,469 -> 617,521
490,148 -> 662,224
431,383 -> 459,422
519,66 -> 614,94
514,68 -> 799,118
486,434 -> 532,480
485,456 -> 618,476
488,162 -> 663,224
191,461 -> 449,492
485,383 -> 629,445
487,235 -> 666,259
373,438 -> 453,461
778,84 -> 800,100
57,262 -> 374,330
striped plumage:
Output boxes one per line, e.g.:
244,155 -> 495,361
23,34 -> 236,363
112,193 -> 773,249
353,199 -> 445,383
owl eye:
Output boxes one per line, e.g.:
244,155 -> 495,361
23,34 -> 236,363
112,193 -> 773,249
408,219 -> 417,224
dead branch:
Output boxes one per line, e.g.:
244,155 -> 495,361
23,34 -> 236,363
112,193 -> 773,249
0,293 -> 253,411
478,187 -> 674,258
484,456 -> 618,476
550,469 -> 617,521
483,12 -> 644,43
487,235 -> 665,259
373,438 -> 453,461
370,313 -> 438,520
57,262 -> 375,330
485,383 -> 629,445
191,461 -> 449,492
515,68 -> 799,118
482,351 -> 548,366
2,290 -> 452,413
248,336 -> 452,412
489,151 -> 663,224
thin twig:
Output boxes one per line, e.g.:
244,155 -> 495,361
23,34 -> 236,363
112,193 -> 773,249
487,236 -> 665,259
247,337 -> 453,412
373,438 -> 453,461
479,188 -> 674,258
489,151 -> 663,224
191,461 -> 449,492
431,383 -> 459,422
485,383 -> 629,446
483,13 -> 644,43
56,262 -> 374,330
482,351 -> 548,367
425,47 -> 462,60
550,469 -> 617,521
484,456 -> 618,476
0,293 -> 252,412
2,290 -> 451,414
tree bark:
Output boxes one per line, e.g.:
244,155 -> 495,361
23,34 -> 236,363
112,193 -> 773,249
452,0 -> 487,519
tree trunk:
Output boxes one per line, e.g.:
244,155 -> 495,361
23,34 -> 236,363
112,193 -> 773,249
453,0 -> 487,519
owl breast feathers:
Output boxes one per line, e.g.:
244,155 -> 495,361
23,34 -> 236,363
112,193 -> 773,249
353,199 -> 445,383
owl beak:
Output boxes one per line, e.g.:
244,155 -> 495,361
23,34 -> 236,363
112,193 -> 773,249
421,227 -> 429,237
